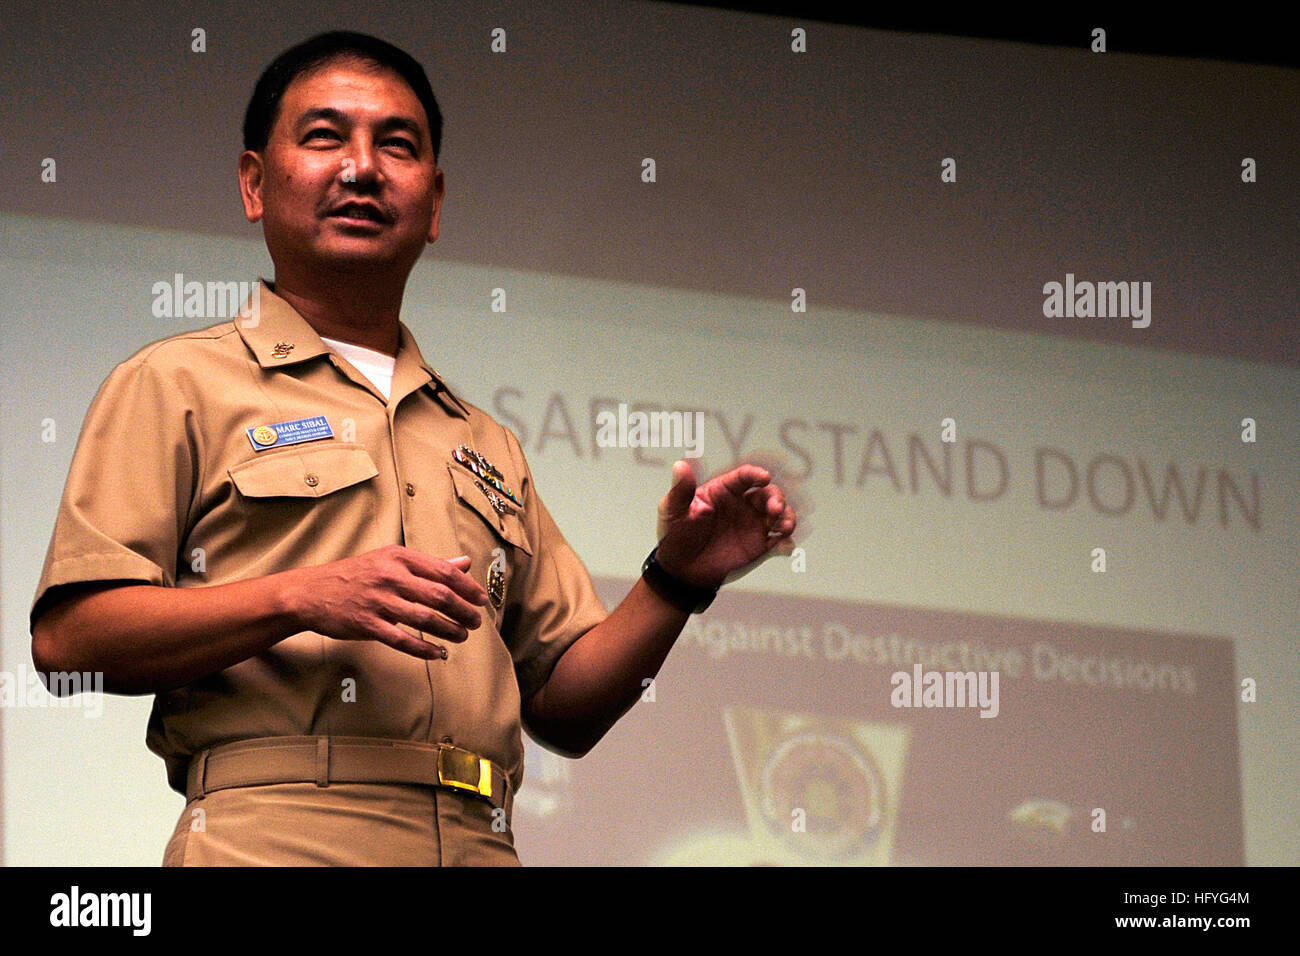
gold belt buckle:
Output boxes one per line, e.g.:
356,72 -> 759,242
437,745 -> 493,799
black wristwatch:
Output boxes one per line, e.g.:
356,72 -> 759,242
641,546 -> 718,614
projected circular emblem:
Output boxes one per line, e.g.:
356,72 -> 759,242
252,426 -> 278,446
759,733 -> 884,860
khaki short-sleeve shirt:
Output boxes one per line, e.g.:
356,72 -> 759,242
31,281 -> 607,795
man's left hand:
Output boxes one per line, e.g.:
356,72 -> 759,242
654,460 -> 797,590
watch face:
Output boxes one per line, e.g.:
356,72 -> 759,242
759,732 -> 886,860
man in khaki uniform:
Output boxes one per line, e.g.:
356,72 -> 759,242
30,31 -> 796,866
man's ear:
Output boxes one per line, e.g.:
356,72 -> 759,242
238,151 -> 265,224
427,167 -> 445,244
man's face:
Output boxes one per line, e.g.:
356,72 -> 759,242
239,58 -> 444,279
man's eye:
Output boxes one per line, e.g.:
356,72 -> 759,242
304,129 -> 339,142
384,138 -> 416,153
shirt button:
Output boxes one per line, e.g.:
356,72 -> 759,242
406,482 -> 416,496
304,474 -> 319,487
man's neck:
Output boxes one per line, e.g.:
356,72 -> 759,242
269,273 -> 404,356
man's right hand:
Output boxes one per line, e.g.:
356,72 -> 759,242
289,545 -> 489,660
31,545 -> 491,695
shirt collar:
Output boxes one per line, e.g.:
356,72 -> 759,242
237,279 -> 470,418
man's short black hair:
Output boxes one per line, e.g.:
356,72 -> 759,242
243,31 -> 443,159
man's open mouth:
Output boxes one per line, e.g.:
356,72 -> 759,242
327,201 -> 389,224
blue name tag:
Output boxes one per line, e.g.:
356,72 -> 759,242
246,415 -> 334,451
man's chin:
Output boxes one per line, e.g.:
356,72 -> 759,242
311,245 -> 410,276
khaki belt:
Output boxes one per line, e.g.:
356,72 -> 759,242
185,736 -> 513,823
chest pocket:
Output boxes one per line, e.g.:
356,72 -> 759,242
447,463 -> 533,557
229,444 -> 379,498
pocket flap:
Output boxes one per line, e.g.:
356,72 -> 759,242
447,463 -> 532,555
229,445 -> 379,498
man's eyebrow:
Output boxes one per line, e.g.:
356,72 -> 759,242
293,107 -> 425,141
377,115 -> 425,140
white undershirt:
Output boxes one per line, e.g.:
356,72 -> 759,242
320,336 -> 397,400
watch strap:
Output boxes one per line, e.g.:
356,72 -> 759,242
641,546 -> 717,614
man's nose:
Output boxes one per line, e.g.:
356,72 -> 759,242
341,137 -> 382,185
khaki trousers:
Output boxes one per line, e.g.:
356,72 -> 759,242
163,780 -> 520,866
